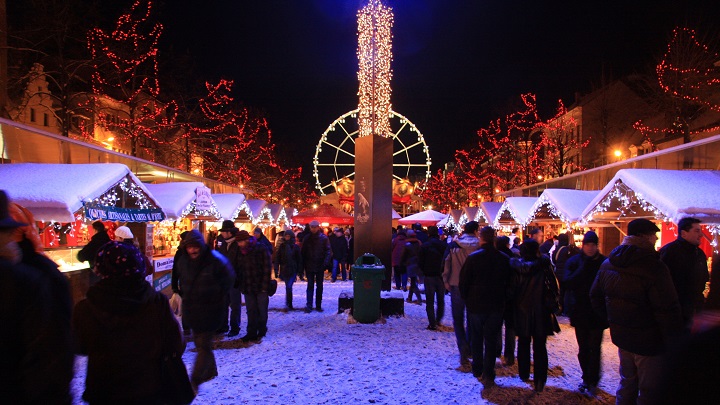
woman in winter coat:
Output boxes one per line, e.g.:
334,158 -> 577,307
391,229 -> 408,290
510,238 -> 561,393
402,229 -> 423,303
73,241 -> 185,404
274,230 -> 302,310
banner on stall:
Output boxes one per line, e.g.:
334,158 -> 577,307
195,186 -> 213,211
84,204 -> 166,222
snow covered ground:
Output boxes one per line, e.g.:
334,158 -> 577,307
70,280 -> 620,404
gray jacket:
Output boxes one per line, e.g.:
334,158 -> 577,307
442,233 -> 480,287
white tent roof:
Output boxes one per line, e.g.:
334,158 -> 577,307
265,203 -> 287,224
582,169 -> 720,224
144,182 -> 220,220
528,189 -> 600,225
494,197 -> 538,227
397,209 -> 448,226
212,193 -> 246,221
463,206 -> 483,223
392,209 -> 401,219
480,202 -> 502,225
0,163 -> 160,222
244,200 -> 267,219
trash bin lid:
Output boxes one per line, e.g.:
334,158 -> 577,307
355,253 -> 383,267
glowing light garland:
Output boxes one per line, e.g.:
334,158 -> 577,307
582,181 -> 672,224
529,197 -> 574,227
180,201 -> 221,220
87,175 -> 157,210
357,0 -> 394,138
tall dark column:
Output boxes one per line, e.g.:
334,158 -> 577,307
354,134 -> 393,280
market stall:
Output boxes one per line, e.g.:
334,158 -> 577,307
493,197 -> 538,231
581,169 -> 720,254
398,209 -> 448,227
525,189 -> 601,245
293,203 -> 354,226
0,163 -> 164,303
479,202 -> 502,226
212,193 -> 247,221
463,206 -> 485,224
143,182 -> 221,293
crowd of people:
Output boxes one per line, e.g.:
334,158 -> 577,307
3,181 -> 720,404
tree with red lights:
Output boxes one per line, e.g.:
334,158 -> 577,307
537,99 -> 589,178
417,168 -> 467,211
86,0 -> 177,157
635,26 -> 720,144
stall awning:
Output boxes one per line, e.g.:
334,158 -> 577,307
582,169 -> 720,224
493,197 -> 538,228
212,193 -> 247,221
479,202 -> 502,226
528,189 -> 600,226
0,163 -> 163,222
144,182 -> 221,220
463,206 -> 484,224
398,209 -> 448,226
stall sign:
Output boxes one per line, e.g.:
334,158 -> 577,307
195,186 -> 213,211
154,257 -> 175,272
84,204 -> 165,222
153,272 -> 172,292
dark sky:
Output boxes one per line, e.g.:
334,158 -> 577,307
160,0 -> 719,185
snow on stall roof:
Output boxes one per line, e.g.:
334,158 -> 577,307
143,182 -> 206,220
480,202 -> 502,225
529,189 -> 600,224
463,206 -> 482,223
397,209 -> 448,225
212,194 -> 246,220
266,203 -> 287,223
582,169 -> 720,224
245,199 -> 267,219
0,163 -> 159,222
494,197 -> 538,227
392,209 -> 401,219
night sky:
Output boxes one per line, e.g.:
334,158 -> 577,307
160,0 -> 719,184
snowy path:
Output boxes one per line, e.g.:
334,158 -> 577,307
71,280 -> 619,404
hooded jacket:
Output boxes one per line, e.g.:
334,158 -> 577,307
442,233 -> 481,287
274,232 -> 302,279
590,236 -> 682,356
419,236 -> 446,277
510,255 -> 560,337
460,243 -> 511,314
174,230 -> 235,332
301,231 -> 332,273
401,236 -> 422,277
391,233 -> 407,267
564,251 -> 609,329
659,237 -> 709,329
72,278 -> 183,404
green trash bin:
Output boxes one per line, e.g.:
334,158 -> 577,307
352,254 -> 386,324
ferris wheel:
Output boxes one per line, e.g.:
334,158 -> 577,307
313,109 -> 432,196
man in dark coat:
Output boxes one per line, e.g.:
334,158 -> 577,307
659,216 -> 709,335
563,231 -> 608,396
329,227 -> 348,282
174,229 -> 235,388
234,230 -> 272,342
590,219 -> 682,405
459,226 -> 511,387
0,191 -> 73,404
301,220 -> 332,312
216,220 -> 241,336
77,220 -> 110,268
274,230 -> 302,310
419,226 -> 446,330
412,223 -> 429,243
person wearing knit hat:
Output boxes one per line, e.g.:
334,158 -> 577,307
114,226 -> 134,242
563,231 -> 607,396
73,240 -> 185,403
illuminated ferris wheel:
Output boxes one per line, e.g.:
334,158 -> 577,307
313,109 -> 432,196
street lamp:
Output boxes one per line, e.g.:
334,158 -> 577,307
614,150 -> 622,158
